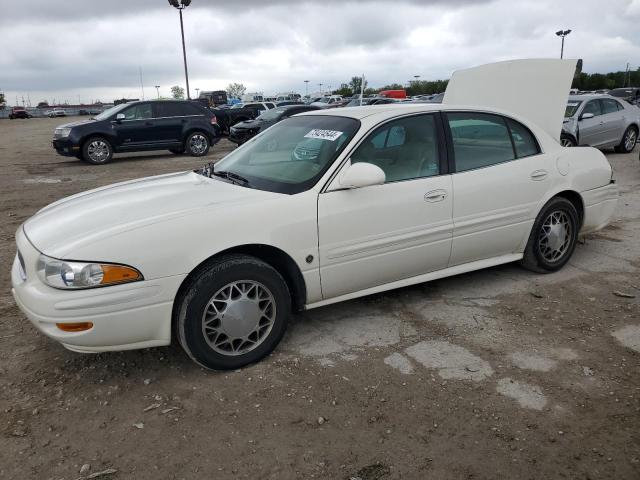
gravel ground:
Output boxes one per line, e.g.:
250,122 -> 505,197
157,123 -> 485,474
1,116 -> 639,480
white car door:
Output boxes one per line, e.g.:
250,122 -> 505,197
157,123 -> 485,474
446,111 -> 553,266
317,113 -> 453,299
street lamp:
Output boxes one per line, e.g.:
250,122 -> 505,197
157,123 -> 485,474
304,80 -> 309,97
319,83 -> 323,94
155,85 -> 160,98
168,0 -> 192,99
555,29 -> 571,59
195,87 -> 200,98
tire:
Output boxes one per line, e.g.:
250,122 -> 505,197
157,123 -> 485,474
169,148 -> 185,154
614,126 -> 638,153
560,134 -> 576,147
82,136 -> 113,165
176,254 -> 291,370
185,131 -> 210,157
520,197 -> 579,273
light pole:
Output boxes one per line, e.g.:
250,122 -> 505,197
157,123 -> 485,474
555,29 -> 571,59
304,80 -> 309,98
155,85 -> 161,98
319,83 -> 323,94
169,0 -> 192,99
195,87 -> 200,98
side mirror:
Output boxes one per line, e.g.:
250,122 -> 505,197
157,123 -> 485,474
115,113 -> 125,123
336,162 -> 385,189
580,112 -> 594,120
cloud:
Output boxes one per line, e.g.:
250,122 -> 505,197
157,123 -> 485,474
1,0 -> 638,104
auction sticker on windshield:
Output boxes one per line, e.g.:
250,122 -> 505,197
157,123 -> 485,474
304,129 -> 343,141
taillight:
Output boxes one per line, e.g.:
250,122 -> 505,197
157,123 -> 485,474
210,115 -> 218,125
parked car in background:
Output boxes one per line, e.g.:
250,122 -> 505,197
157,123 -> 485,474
310,95 -> 343,108
46,109 -> 67,118
229,104 -> 320,144
241,92 -> 265,102
51,100 -> 220,164
275,100 -> 304,107
608,87 -> 640,105
13,59 -> 618,370
9,106 -> 32,119
561,95 -> 639,152
211,102 -> 277,134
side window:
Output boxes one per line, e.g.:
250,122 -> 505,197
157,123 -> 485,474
184,103 -> 205,115
601,99 -> 620,115
506,118 -> 540,158
266,103 -> 276,109
351,114 -> 440,182
447,112 -> 514,172
582,100 -> 602,117
122,103 -> 152,120
153,102 -> 186,118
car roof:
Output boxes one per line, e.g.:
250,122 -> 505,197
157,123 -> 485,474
568,94 -> 618,101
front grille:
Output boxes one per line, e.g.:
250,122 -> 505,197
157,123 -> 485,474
17,251 -> 26,281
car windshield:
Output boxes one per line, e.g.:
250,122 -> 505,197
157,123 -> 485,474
257,107 -> 288,121
213,115 -> 360,194
346,98 -> 369,107
609,89 -> 633,98
231,104 -> 245,109
565,101 -> 582,118
317,98 -> 330,103
93,103 -> 128,121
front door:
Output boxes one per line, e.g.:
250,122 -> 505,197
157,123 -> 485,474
578,99 -> 607,147
317,113 -> 453,300
446,111 -> 553,265
599,98 -> 625,146
112,103 -> 154,149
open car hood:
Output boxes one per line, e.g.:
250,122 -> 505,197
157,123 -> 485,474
443,59 -> 578,141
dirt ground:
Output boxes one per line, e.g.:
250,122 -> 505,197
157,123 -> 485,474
0,116 -> 639,480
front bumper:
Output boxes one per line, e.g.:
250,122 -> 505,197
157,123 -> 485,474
229,127 -> 258,145
11,227 -> 186,352
52,137 -> 80,157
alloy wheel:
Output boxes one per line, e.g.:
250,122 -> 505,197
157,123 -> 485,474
561,137 -> 574,147
624,129 -> 637,151
189,134 -> 208,155
201,280 -> 276,356
538,211 -> 572,262
87,140 -> 110,163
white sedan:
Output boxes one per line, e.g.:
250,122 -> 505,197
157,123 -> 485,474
11,60 -> 618,370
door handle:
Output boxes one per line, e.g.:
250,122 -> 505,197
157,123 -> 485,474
530,169 -> 548,181
424,189 -> 448,202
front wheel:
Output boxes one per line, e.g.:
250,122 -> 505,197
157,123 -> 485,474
82,136 -> 113,165
185,132 -> 210,157
560,135 -> 576,147
520,197 -> 579,273
176,254 -> 291,370
614,126 -> 638,153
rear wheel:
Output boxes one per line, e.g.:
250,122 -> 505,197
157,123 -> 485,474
614,126 -> 638,153
185,132 -> 210,157
82,136 -> 113,165
520,197 -> 579,273
176,254 -> 291,370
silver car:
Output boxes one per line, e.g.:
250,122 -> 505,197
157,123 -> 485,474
562,94 -> 639,152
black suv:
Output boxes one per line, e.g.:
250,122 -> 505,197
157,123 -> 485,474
52,100 -> 221,164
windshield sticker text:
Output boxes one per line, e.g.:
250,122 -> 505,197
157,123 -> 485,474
304,129 -> 343,141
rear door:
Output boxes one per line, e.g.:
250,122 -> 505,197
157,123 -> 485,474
151,102 -> 186,145
446,111 -> 553,266
317,113 -> 453,299
599,98 -> 625,145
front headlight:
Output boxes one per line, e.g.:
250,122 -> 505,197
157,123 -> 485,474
54,127 -> 72,138
36,254 -> 143,289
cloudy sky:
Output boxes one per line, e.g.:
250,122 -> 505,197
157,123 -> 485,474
2,0 -> 640,105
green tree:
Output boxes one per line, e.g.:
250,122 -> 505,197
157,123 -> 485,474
348,76 -> 368,95
226,82 -> 246,100
334,83 -> 352,97
171,85 -> 185,99
0,92 -> 5,108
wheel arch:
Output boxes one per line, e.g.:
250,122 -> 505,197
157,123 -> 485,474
183,127 -> 215,143
551,189 -> 585,229
171,243 -> 307,337
79,132 -> 117,152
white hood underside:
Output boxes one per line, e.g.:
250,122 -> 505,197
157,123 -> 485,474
444,58 -> 578,141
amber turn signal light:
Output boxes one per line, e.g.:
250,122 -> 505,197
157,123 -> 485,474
101,265 -> 143,285
56,322 -> 94,332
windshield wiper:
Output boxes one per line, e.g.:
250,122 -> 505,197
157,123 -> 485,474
212,170 -> 251,187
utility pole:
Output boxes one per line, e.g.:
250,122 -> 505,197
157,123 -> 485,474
155,85 -> 161,98
304,80 -> 309,98
169,0 -> 192,100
